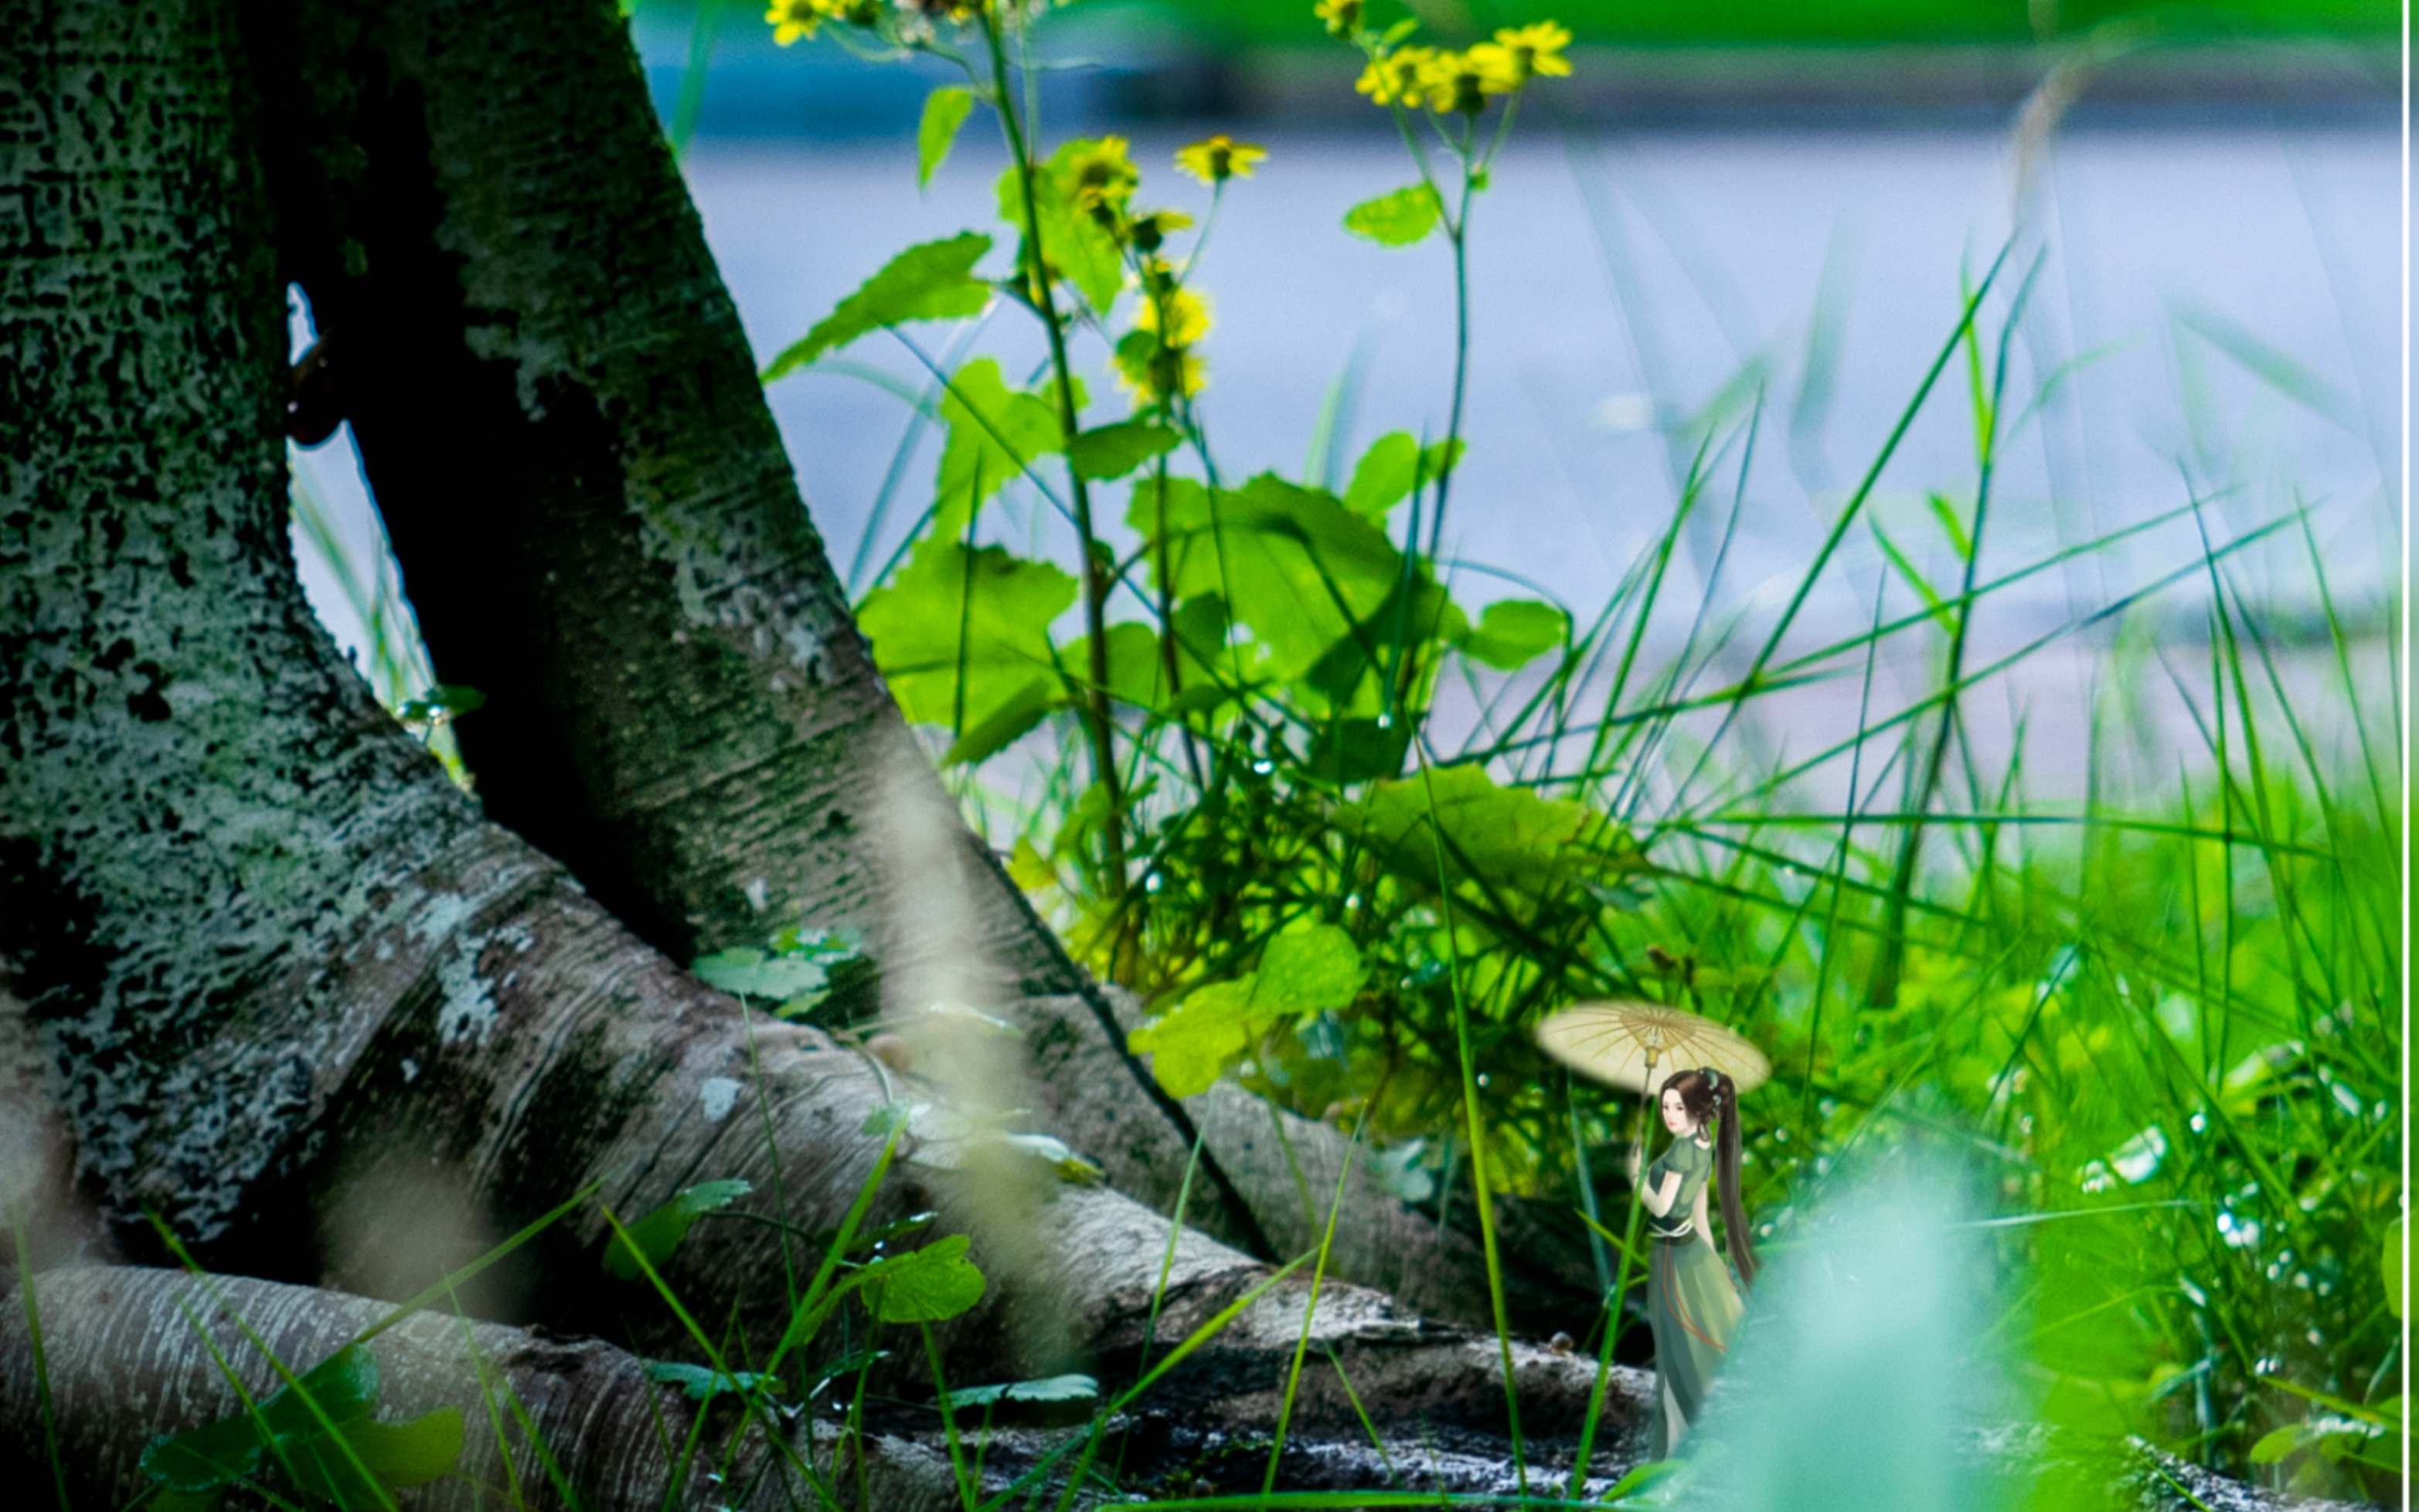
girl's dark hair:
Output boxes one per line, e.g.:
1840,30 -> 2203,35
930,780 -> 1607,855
1664,1065 -> 1758,1287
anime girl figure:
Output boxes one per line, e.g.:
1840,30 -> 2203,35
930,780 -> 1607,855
1631,1064 -> 1758,1457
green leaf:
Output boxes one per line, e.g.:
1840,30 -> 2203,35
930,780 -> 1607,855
999,1132 -> 1107,1186
1341,431 -> 1419,518
1306,715 -> 1410,783
1133,472 -> 1455,696
1336,763 -> 1625,899
941,675 -> 1061,766
285,1409 -> 467,1502
642,1361 -> 781,1404
944,1372 -> 1099,1408
859,538 -> 1076,756
1461,598 -> 1570,671
1060,620 -> 1172,714
1130,926 -> 1360,1096
917,86 -> 975,190
141,1415 -> 267,1495
934,357 -> 1067,538
764,233 -> 994,380
1256,924 -> 1363,1013
1418,437 -> 1465,488
862,1233 -> 987,1323
2248,1424 -> 2305,1464
257,1345 -> 380,1442
692,947 -> 832,1002
1342,183 -> 1441,246
1068,420 -> 1180,481
1604,1457 -> 1686,1500
1000,140 -> 1128,314
605,1179 -> 753,1281
2385,1216 -> 2404,1319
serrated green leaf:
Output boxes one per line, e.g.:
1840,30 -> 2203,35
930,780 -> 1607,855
1060,620 -> 1170,714
1130,926 -> 1360,1096
1068,420 -> 1180,481
917,86 -> 975,189
692,947 -> 832,1002
862,1233 -> 987,1323
1343,184 -> 1441,247
1341,431 -> 1419,518
764,233 -> 994,380
934,357 -> 1066,538
1132,472 -> 1454,698
1461,598 -> 1570,671
605,1180 -> 753,1280
1000,140 -> 1127,313
859,538 -> 1075,755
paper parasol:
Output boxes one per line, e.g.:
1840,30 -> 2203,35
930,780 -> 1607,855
1535,1000 -> 1771,1096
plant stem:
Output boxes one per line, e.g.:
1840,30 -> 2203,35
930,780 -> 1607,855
983,10 -> 1128,938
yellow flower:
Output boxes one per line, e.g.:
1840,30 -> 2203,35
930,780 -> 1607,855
766,0 -> 824,45
1135,286 -> 1212,348
1175,134 -> 1267,185
1491,21 -> 1573,82
1416,48 -> 1492,114
1314,0 -> 1363,37
1355,46 -> 1436,108
1068,135 -> 1140,214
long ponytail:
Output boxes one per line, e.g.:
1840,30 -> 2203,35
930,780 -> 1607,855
1709,1069 -> 1757,1287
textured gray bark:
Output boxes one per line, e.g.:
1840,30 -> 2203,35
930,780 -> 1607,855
240,0 -> 1593,1328
0,0 -> 1577,1449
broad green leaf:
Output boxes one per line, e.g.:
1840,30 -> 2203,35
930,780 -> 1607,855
859,539 -> 1075,755
642,1361 -> 781,1403
1060,620 -> 1171,713
1335,763 -> 1620,899
2385,1216 -> 2403,1319
1604,1458 -> 1685,1499
934,357 -> 1066,537
999,140 -> 1128,313
692,947 -> 831,1002
764,233 -> 994,380
1461,598 -> 1570,671
1133,472 -> 1453,698
1131,926 -> 1359,1096
1255,924 -> 1363,1013
944,1372 -> 1098,1408
1068,420 -> 1180,481
1418,437 -> 1465,487
862,1233 -> 987,1323
285,1408 -> 466,1501
2248,1424 -> 2304,1464
1128,977 -> 1263,1097
1341,431 -> 1419,518
257,1344 -> 380,1442
917,86 -> 975,189
941,675 -> 1060,766
605,1179 -> 753,1280
999,1132 -> 1106,1185
1342,183 -> 1441,246
141,1415 -> 267,1494
1306,715 -> 1409,783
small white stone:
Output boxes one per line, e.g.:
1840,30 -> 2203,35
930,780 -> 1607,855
699,1076 -> 742,1122
400,1058 -> 420,1082
743,877 -> 770,912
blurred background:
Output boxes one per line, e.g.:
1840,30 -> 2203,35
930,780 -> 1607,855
300,0 -> 2401,803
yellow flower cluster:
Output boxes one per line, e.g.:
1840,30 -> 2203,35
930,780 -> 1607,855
1350,22 -> 1571,113
767,0 -> 995,46
1175,134 -> 1267,185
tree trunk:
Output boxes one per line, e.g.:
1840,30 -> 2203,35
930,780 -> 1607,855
0,0 -> 1597,1478
239,0 -> 1591,1328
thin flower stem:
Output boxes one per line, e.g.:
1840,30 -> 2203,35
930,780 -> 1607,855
982,8 -> 1129,933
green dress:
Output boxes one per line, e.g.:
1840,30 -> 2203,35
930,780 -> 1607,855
1643,1136 -> 1744,1457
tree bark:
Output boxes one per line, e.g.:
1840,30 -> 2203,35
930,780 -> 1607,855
238,0 -> 1593,1329
0,0 -> 1583,1454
